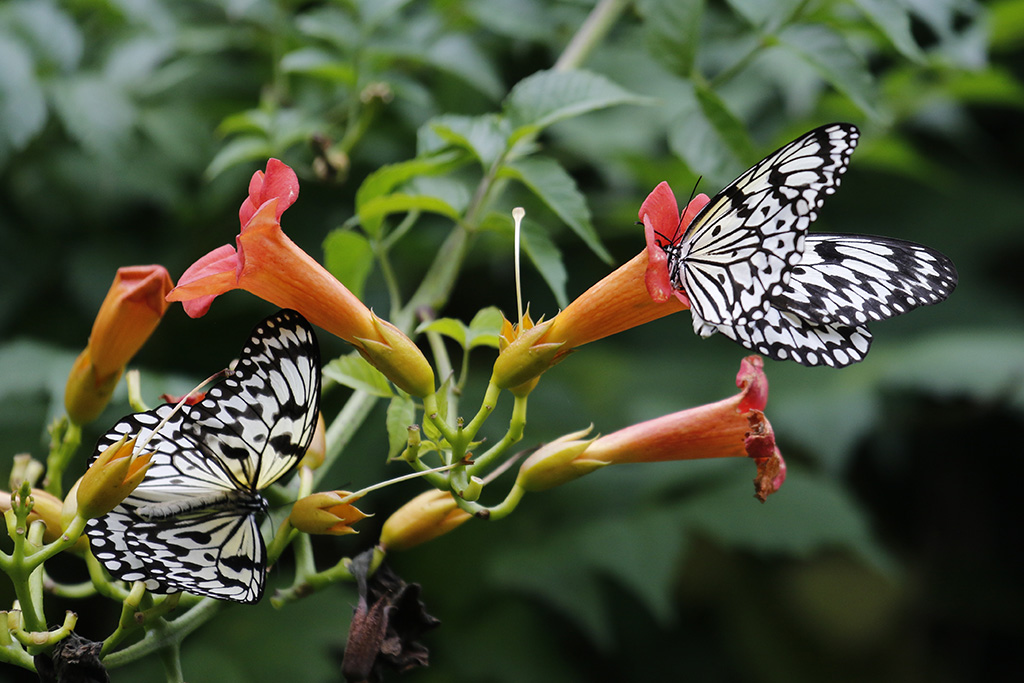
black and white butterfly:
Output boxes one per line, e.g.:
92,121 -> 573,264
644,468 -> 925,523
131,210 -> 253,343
660,123 -> 957,367
85,309 -> 321,604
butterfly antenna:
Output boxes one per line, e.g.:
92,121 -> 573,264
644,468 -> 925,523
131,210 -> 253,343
136,369 -> 229,452
512,207 -> 526,323
680,175 -> 703,233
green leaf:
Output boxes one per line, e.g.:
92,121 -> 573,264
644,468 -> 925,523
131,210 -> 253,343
0,36 -> 47,154
487,503 -> 689,645
521,217 -> 569,309
323,353 -> 394,398
405,176 -> 472,216
724,0 -> 805,29
205,136 -> 276,179
354,0 -> 416,31
358,194 -> 462,233
636,0 -> 704,77
417,306 -> 504,351
853,0 -> 925,63
667,83 -> 753,184
323,230 -> 374,300
280,48 -> 357,84
355,154 -> 464,237
386,393 -> 417,460
50,76 -> 136,156
7,0 -> 83,71
417,318 -> 469,349
419,114 -> 510,169
503,157 -> 611,264
415,34 -> 504,100
676,470 -> 893,574
505,69 -> 652,142
776,24 -> 878,117
467,307 -> 505,350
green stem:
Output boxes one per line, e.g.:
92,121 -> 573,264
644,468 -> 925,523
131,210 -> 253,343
314,390 -> 379,489
157,637 -> 185,683
554,0 -> 631,72
103,599 -> 227,669
453,483 -> 526,521
43,420 -> 81,497
44,574 -> 97,599
470,392 -> 527,475
460,382 -> 502,446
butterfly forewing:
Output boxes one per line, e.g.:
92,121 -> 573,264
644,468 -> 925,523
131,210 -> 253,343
675,123 -> 860,330
183,311 -> 321,490
85,309 -> 321,604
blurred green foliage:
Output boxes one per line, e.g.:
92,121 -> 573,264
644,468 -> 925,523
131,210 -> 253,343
2,0 -> 1023,681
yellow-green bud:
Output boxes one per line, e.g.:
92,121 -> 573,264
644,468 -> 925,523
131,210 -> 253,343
76,435 -> 153,519
515,427 -> 606,492
354,313 -> 436,398
379,490 -> 471,552
288,491 -> 369,536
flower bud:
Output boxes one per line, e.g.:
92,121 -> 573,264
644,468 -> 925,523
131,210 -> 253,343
9,454 -> 45,491
379,490 -> 472,552
0,488 -> 66,544
354,313 -> 436,398
490,319 -> 564,390
76,435 -> 154,519
515,427 -> 606,492
288,491 -> 369,536
65,265 -> 173,424
298,413 -> 327,470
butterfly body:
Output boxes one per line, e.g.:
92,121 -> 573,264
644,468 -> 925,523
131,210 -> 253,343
86,309 -> 321,604
660,123 -> 957,367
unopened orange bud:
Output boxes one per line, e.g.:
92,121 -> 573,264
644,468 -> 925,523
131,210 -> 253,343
354,313 -> 436,398
64,265 -> 173,424
76,435 -> 154,519
379,489 -> 472,551
515,427 -> 606,492
289,491 -> 369,536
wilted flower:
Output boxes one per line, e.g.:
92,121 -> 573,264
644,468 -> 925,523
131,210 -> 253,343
342,550 -> 439,683
64,265 -> 173,424
166,159 -> 434,397
379,490 -> 472,552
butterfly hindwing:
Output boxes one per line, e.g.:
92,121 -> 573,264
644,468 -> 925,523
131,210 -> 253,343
673,123 -> 860,331
717,309 -> 873,368
770,234 -> 959,327
85,309 -> 321,604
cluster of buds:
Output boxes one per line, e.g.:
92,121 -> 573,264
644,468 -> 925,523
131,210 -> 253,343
52,159 -> 789,572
